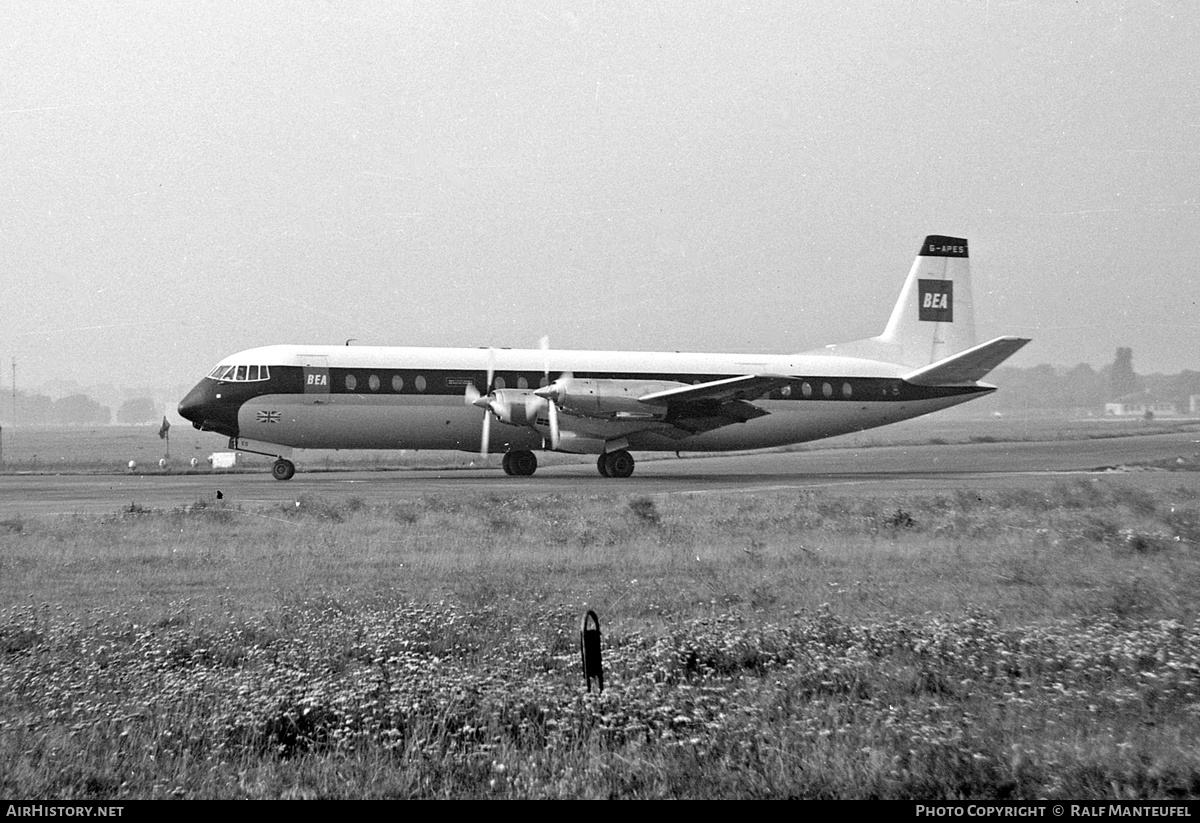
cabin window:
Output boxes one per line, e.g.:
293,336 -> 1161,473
842,382 -> 852,398
801,382 -> 812,398
392,375 -> 404,392
369,374 -> 380,391
539,375 -> 549,388
415,375 -> 427,392
494,376 -> 506,389
780,385 -> 792,398
822,382 -> 833,398
517,376 -> 528,390
345,374 -> 357,391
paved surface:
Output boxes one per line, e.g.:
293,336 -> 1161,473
2,431 -> 1199,517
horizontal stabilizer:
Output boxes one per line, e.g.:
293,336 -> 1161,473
902,336 -> 1030,386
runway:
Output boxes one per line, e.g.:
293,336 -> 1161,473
3,430 -> 1198,517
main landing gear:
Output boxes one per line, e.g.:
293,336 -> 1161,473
596,449 -> 635,478
496,449 -> 635,478
502,450 -> 538,477
271,458 -> 296,481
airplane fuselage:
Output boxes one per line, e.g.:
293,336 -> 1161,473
178,343 -> 991,455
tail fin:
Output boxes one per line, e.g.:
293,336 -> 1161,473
814,235 -> 979,368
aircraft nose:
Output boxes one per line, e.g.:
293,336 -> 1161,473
178,383 -> 208,428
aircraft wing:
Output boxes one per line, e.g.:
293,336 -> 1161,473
637,374 -> 792,435
637,374 -> 794,405
902,336 -> 1031,386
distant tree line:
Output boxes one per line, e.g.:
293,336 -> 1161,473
0,393 -> 161,426
988,351 -> 1200,415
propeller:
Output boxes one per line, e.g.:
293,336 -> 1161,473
536,336 -> 569,450
542,335 -> 559,451
464,347 -> 495,456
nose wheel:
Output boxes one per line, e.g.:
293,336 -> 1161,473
271,458 -> 296,481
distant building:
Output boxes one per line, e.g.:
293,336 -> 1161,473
1105,393 -> 1178,418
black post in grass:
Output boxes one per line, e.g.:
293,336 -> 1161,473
580,610 -> 603,692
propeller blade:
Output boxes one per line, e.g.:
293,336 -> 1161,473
480,408 -> 491,456
548,400 -> 560,450
474,346 -> 496,459
538,337 -> 561,449
486,346 -> 495,395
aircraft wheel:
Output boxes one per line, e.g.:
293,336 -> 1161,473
271,459 -> 296,481
596,454 -> 610,477
501,452 -> 515,476
509,449 -> 538,477
606,449 -> 635,478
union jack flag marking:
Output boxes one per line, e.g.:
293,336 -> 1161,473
256,410 -> 282,424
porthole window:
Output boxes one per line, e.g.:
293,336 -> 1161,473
415,375 -> 427,392
781,385 -> 792,398
842,382 -> 852,398
801,382 -> 812,398
539,375 -> 549,388
822,382 -> 833,398
369,374 -> 380,391
494,376 -> 506,389
392,375 -> 404,392
345,374 -> 357,391
517,376 -> 528,390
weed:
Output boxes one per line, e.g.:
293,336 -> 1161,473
628,497 -> 661,527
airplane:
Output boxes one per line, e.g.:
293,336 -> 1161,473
177,235 -> 1030,480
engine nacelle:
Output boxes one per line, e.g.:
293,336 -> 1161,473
486,389 -> 547,428
555,379 -> 680,419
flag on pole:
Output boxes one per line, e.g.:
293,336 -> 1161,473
158,416 -> 171,440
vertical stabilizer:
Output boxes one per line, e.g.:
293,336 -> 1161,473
813,235 -> 978,368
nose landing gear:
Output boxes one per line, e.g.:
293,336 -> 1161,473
271,459 -> 296,481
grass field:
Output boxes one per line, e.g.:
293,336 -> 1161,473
4,474 -> 1200,798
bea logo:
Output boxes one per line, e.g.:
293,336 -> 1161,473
306,374 -> 328,386
918,279 -> 953,322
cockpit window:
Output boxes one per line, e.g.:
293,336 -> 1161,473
207,364 -> 271,382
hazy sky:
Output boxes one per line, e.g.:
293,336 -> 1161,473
3,1 -> 1197,397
